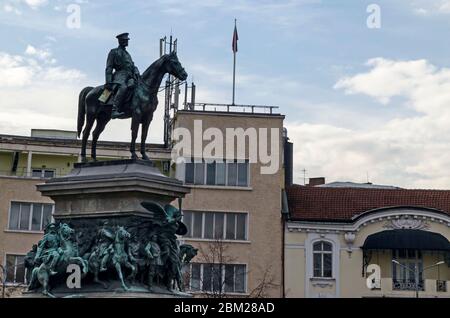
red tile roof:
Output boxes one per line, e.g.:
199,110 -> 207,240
286,185 -> 450,222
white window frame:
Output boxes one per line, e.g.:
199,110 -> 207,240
7,201 -> 54,233
305,234 -> 340,298
184,158 -> 250,188
31,168 -> 56,179
392,249 -> 424,283
312,241 -> 333,278
187,263 -> 248,295
183,211 -> 249,241
4,253 -> 27,285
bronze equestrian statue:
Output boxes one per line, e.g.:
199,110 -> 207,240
105,33 -> 141,119
77,33 -> 188,162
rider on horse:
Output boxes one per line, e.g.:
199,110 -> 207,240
34,224 -> 62,276
105,32 -> 140,119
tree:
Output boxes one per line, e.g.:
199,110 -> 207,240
183,238 -> 279,298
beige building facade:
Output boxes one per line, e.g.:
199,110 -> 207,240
173,110 -> 285,297
285,184 -> 450,298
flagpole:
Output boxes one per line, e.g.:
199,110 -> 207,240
232,19 -> 237,106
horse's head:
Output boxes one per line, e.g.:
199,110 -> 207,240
180,244 -> 198,264
59,223 -> 74,239
116,226 -> 131,241
165,51 -> 188,81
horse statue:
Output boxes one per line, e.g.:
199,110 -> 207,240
58,223 -> 88,274
111,226 -> 137,291
77,51 -> 188,162
29,262 -> 53,297
170,244 -> 198,292
28,223 -> 88,297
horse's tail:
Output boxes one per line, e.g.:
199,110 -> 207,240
77,86 -> 94,138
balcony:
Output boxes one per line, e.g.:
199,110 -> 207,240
365,278 -> 450,298
437,280 -> 447,293
0,168 -> 63,179
392,279 -> 424,291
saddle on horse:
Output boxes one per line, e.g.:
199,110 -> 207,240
98,82 -> 135,119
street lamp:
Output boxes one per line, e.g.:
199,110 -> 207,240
392,259 -> 445,298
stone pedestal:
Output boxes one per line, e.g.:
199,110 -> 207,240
38,159 -> 190,221
27,159 -> 193,298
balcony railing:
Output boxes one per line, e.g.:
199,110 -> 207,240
0,169 -> 63,179
437,280 -> 447,292
185,103 -> 279,115
392,279 -> 425,291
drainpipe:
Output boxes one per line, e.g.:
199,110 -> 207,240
281,190 -> 290,298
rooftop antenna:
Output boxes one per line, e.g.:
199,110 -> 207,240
366,171 -> 371,184
302,168 -> 307,186
161,34 -> 178,148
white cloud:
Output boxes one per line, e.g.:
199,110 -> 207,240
24,0 -> 48,10
25,45 -> 53,61
3,3 -> 22,15
0,46 -> 166,145
411,0 -> 450,15
0,47 -> 86,133
288,58 -> 450,189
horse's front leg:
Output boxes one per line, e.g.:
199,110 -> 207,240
114,262 -> 129,291
130,116 -> 140,160
70,257 -> 88,274
125,261 -> 137,283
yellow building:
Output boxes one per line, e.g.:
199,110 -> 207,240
285,182 -> 450,298
0,130 -> 171,288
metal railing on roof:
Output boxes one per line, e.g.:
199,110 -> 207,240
184,103 -> 279,115
0,168 -> 64,179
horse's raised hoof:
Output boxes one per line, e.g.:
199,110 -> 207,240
131,153 -> 138,160
141,153 -> 150,160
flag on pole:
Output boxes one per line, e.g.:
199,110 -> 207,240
232,19 -> 238,105
232,21 -> 239,53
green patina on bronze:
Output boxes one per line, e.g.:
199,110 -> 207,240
25,203 -> 197,297
77,33 -> 188,163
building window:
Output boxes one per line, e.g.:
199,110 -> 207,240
8,202 -> 53,232
183,211 -> 247,241
5,254 -> 26,284
32,169 -> 55,179
392,249 -> 424,291
184,160 -> 249,187
187,263 -> 246,294
313,241 -> 333,278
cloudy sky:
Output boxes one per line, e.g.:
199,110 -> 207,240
1,0 -> 450,188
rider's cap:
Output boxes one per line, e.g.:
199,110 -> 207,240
45,223 -> 57,231
116,33 -> 130,40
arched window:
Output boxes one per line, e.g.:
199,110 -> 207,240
313,241 -> 333,278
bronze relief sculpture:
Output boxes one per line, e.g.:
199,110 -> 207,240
25,203 -> 197,296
